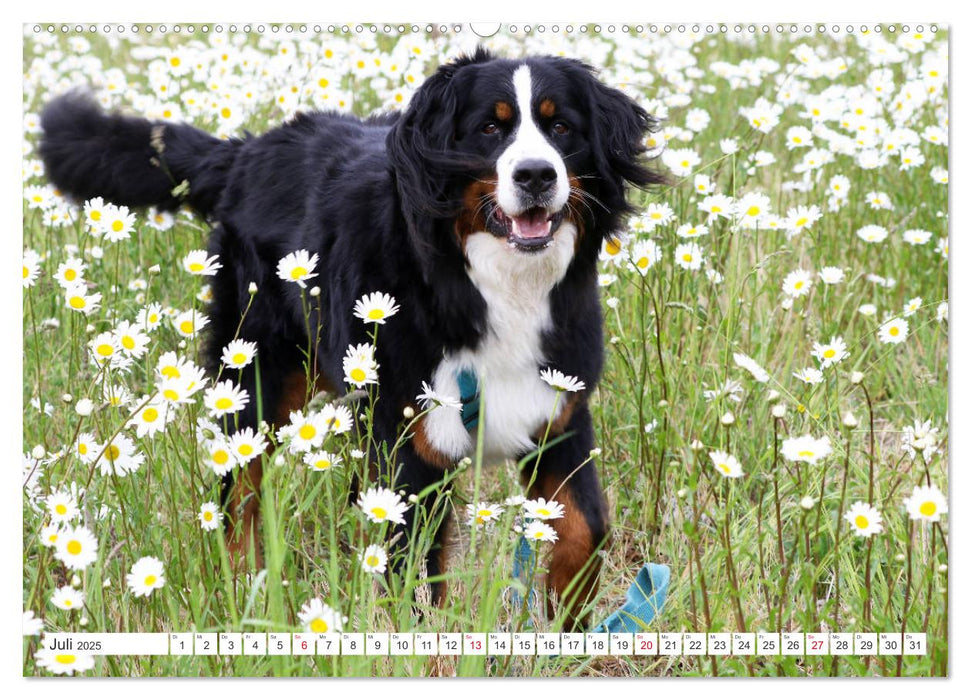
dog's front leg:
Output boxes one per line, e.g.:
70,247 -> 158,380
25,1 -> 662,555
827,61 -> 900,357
521,402 -> 609,631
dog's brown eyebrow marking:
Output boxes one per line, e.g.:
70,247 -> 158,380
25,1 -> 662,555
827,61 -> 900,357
539,98 -> 556,118
495,101 -> 513,121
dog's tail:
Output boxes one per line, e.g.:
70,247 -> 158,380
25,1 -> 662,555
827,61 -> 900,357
39,92 -> 241,219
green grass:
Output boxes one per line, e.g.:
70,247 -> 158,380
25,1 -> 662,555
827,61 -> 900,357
22,24 -> 948,677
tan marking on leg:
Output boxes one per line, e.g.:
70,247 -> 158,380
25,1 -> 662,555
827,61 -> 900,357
532,393 -> 581,442
226,369 -> 332,568
413,415 -> 455,469
527,474 -> 606,631
226,457 -> 264,569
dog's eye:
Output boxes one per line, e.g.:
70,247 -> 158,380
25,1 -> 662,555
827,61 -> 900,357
481,122 -> 499,135
552,121 -> 570,135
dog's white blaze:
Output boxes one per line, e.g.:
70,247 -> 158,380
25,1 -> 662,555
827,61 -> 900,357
423,224 -> 578,463
495,65 -> 569,217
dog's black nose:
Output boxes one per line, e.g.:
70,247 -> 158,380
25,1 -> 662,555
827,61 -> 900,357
512,159 -> 557,197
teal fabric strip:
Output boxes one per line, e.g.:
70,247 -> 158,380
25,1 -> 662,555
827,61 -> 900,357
456,367 -> 480,430
511,534 -> 670,632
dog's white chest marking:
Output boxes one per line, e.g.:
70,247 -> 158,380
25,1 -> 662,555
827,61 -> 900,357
422,226 -> 578,463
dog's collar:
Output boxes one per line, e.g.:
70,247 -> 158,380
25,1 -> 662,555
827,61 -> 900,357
456,368 -> 480,431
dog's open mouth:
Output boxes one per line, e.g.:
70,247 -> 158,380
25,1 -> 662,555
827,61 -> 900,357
490,207 -> 565,252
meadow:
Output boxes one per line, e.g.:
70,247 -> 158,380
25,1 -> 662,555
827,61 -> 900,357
22,23 -> 948,677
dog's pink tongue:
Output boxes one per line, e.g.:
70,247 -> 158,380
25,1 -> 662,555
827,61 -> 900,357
511,210 -> 552,239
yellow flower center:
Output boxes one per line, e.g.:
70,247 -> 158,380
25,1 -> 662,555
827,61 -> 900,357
239,444 -> 253,457
371,506 -> 387,519
68,296 -> 86,310
144,575 -> 156,586
122,336 -> 135,350
220,107 -> 231,119
855,515 -> 869,529
537,508 -> 550,516
796,217 -> 808,227
171,57 -> 181,67
683,254 -> 693,263
290,266 -> 307,280
65,269 -> 77,281
55,504 -> 67,515
533,530 -> 545,539
161,366 -> 180,379
919,501 -> 937,517
318,78 -> 329,88
824,349 -> 836,359
299,424 -> 316,440
179,320 -> 194,334
636,258 -> 650,269
719,463 -> 730,474
63,599 -> 72,607
367,309 -> 385,320
55,654 -> 76,664
189,262 -> 204,272
78,443 -> 88,455
106,444 -> 121,461
96,344 -> 114,357
215,397 -> 233,410
112,220 -> 124,232
794,281 -> 804,290
797,450 -> 814,458
213,450 -> 230,465
163,389 -> 179,401
310,618 -> 328,633
746,206 -> 760,217
66,540 -> 82,556
366,555 -> 380,567
350,368 -> 366,383
231,352 -> 247,364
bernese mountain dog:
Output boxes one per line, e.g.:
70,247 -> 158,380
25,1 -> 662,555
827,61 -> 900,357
39,47 -> 661,630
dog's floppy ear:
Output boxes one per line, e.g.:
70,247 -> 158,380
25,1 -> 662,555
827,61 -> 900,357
387,48 -> 494,276
579,64 -> 665,222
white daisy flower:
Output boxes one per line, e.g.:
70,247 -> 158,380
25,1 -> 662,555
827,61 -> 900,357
46,490 -> 79,524
353,291 -> 400,325
521,497 -> 565,520
877,317 -> 909,345
357,486 -> 409,525
304,450 -> 342,471
298,598 -> 345,633
523,520 -> 559,544
466,501 -> 504,527
844,502 -> 884,537
708,450 -> 744,478
539,368 -> 586,393
51,585 -> 85,611
228,427 -> 267,463
198,501 -> 223,531
126,556 -> 166,597
34,647 -> 95,675
54,525 -> 99,571
182,250 -> 222,276
203,379 -> 250,418
221,339 -> 257,369
276,249 -> 319,288
903,483 -> 948,522
359,544 -> 388,574
781,434 -> 833,465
